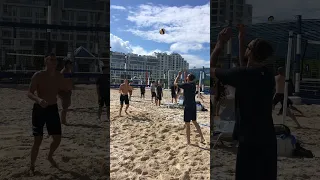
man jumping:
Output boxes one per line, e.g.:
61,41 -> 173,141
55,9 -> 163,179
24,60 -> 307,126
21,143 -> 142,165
27,53 -> 67,175
174,72 -> 205,145
119,79 -> 130,116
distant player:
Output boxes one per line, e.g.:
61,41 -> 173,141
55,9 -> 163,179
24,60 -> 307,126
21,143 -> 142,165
96,66 -> 110,121
58,59 -> 73,125
151,81 -> 157,103
273,67 -> 302,127
156,82 -> 163,106
128,82 -> 133,101
170,83 -> 177,103
119,79 -> 130,116
140,83 -> 146,99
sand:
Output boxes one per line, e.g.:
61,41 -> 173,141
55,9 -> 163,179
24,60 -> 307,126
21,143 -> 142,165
110,88 -> 211,180
212,104 -> 320,180
0,85 -> 109,180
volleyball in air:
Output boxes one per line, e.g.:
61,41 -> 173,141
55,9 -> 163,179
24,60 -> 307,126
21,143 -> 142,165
159,28 -> 166,35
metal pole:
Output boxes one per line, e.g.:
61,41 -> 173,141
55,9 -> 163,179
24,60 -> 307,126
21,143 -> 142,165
227,20 -> 232,69
282,31 -> 294,124
47,0 -> 52,54
295,15 -> 302,95
167,70 -> 170,89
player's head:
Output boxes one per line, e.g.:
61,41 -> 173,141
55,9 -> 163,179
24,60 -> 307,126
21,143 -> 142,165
187,73 -> 196,82
278,67 -> 285,75
245,38 -> 273,65
102,66 -> 108,74
124,79 -> 128,84
44,53 -> 57,70
64,59 -> 73,70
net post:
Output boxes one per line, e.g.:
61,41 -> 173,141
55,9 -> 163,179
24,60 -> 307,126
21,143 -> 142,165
295,15 -> 302,95
282,31 -> 294,124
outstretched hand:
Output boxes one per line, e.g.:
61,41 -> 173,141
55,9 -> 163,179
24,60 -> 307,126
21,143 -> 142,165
218,27 -> 232,43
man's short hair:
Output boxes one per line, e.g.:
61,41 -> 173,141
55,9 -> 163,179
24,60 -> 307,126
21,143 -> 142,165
252,38 -> 274,62
188,74 -> 196,81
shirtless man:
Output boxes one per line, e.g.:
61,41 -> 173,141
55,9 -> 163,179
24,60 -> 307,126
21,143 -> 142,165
273,67 -> 302,127
58,59 -> 73,125
27,53 -> 67,175
150,81 -> 157,103
96,66 -> 110,121
119,79 -> 130,116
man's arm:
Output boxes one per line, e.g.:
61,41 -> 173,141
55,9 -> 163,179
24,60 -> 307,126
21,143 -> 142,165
119,84 -> 122,93
27,72 -> 41,103
58,73 -> 68,91
174,73 -> 182,87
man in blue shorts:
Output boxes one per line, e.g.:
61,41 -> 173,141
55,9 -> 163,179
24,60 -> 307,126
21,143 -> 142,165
174,72 -> 205,145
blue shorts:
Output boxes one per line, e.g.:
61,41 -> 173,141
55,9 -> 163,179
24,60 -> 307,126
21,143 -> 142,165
184,104 -> 197,122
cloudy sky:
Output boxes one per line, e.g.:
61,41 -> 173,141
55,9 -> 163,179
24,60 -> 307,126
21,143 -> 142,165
110,0 -> 210,68
247,0 -> 320,23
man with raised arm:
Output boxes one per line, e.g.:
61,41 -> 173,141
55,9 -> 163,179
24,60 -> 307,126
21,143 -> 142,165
211,27 -> 277,180
174,72 -> 205,145
27,53 -> 67,175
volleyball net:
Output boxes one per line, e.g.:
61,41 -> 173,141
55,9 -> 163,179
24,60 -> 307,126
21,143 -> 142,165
0,9 -> 110,85
211,18 -> 320,105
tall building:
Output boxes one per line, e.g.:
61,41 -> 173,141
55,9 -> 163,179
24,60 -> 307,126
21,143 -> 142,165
0,0 -> 110,69
110,51 -> 189,85
211,0 -> 252,26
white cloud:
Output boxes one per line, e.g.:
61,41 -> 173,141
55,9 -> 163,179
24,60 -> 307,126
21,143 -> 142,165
181,54 -> 209,68
110,5 -> 126,11
170,42 -> 203,53
110,33 -> 161,56
126,3 -> 210,53
110,33 -> 209,67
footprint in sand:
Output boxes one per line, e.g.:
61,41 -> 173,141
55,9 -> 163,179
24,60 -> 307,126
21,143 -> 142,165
140,156 -> 150,161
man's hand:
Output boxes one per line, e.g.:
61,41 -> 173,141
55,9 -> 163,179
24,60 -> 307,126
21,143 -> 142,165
218,27 -> 232,43
37,99 -> 48,108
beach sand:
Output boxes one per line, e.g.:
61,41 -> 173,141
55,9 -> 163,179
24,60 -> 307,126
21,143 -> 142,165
0,85 -> 109,180
110,88 -> 211,180
212,104 -> 320,180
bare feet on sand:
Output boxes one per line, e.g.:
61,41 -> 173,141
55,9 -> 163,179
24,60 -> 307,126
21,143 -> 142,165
28,165 -> 35,176
48,156 -> 58,168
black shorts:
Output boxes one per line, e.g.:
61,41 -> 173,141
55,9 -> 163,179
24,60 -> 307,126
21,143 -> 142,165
32,104 -> 61,136
184,104 -> 197,122
157,95 -> 162,101
273,93 -> 292,107
99,96 -> 109,107
171,93 -> 176,98
120,94 -> 129,105
151,92 -> 156,97
141,91 -> 145,95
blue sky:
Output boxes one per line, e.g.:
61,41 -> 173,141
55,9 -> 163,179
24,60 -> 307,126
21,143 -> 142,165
110,0 -> 210,68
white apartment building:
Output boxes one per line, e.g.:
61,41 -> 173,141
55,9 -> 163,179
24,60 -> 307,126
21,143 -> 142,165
211,0 -> 252,26
110,51 -> 189,85
0,0 -> 110,68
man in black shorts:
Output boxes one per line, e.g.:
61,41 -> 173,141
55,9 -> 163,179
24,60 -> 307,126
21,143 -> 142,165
170,83 -> 177,103
119,79 -> 130,116
27,53 -> 67,175
140,83 -> 146,99
96,66 -> 110,121
274,67 -> 302,127
174,72 -> 205,145
156,82 -> 163,106
211,27 -> 277,180
150,81 -> 157,103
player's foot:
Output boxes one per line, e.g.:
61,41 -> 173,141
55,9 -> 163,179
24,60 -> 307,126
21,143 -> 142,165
28,165 -> 35,176
47,156 -> 58,168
